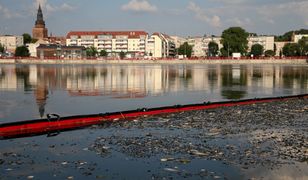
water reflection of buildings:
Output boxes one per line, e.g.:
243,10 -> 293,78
1,65 -> 308,96
0,64 -> 307,115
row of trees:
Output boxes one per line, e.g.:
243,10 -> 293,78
177,27 -> 308,58
282,37 -> 308,56
86,46 -> 126,59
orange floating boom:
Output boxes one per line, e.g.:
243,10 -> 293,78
1,94 -> 307,139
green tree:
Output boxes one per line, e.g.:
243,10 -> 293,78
208,41 -> 219,57
15,46 -> 30,57
250,44 -> 264,57
31,38 -> 38,43
177,42 -> 193,58
282,43 -> 300,56
22,33 -> 32,44
275,29 -> 308,42
221,27 -> 249,57
86,46 -> 98,57
264,50 -> 275,57
119,51 -> 126,59
100,49 -> 108,57
298,37 -> 308,56
0,43 -> 4,53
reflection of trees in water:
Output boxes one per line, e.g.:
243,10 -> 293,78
15,65 -> 33,91
221,90 -> 246,100
100,68 -> 108,77
167,66 -> 192,88
208,68 -> 218,83
282,67 -> 308,89
120,68 -> 126,78
221,65 -> 248,99
1,64 -> 308,102
252,68 -> 262,79
0,67 -> 5,84
78,67 -> 97,79
168,68 -> 177,83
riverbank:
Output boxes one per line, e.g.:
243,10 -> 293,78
0,58 -> 307,65
91,98 -> 308,179
1,98 -> 307,179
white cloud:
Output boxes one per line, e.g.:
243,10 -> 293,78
226,17 -> 252,27
122,0 -> 157,13
33,0 -> 75,14
187,2 -> 221,27
210,0 -> 249,4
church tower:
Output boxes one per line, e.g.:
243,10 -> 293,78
32,4 -> 48,40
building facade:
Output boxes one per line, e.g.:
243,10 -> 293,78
66,31 -> 148,58
0,35 -> 23,53
274,42 -> 289,56
37,44 -> 86,59
146,33 -> 175,58
248,36 -> 275,52
170,36 -> 187,49
32,5 -> 48,40
186,36 -> 223,57
187,37 -> 206,57
293,34 -> 308,43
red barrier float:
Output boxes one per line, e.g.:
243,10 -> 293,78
1,94 -> 307,139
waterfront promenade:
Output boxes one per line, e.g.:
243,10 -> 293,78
0,57 -> 307,65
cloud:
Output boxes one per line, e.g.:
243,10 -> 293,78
122,0 -> 157,13
187,2 -> 221,27
210,0 -> 249,4
33,0 -> 75,14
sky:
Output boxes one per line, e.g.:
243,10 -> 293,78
0,0 -> 307,37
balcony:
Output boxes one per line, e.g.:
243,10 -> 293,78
81,42 -> 94,45
116,45 -> 128,48
116,42 -> 128,45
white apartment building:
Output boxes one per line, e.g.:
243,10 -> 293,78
170,36 -> 187,49
293,34 -> 308,43
274,41 -> 289,56
248,36 -> 274,52
187,36 -> 223,57
146,33 -> 176,58
27,39 -> 48,57
187,37 -> 206,57
66,31 -> 148,57
0,35 -> 24,53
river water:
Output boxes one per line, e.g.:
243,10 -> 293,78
0,63 -> 308,180
0,64 -> 307,122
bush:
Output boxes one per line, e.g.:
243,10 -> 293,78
264,50 -> 275,57
15,46 -> 30,57
119,51 -> 126,59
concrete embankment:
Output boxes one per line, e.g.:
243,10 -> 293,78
0,58 -> 307,65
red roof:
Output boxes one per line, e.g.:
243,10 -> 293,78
66,31 -> 148,39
